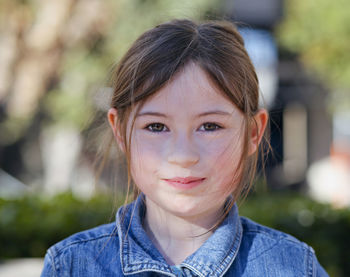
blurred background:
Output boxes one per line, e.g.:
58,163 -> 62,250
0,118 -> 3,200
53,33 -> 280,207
0,0 -> 350,276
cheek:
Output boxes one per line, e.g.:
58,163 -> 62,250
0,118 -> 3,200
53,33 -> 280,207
204,136 -> 243,193
204,133 -> 243,169
130,135 -> 163,182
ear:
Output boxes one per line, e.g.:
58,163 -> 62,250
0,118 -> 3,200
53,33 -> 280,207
107,108 -> 125,153
248,109 -> 268,156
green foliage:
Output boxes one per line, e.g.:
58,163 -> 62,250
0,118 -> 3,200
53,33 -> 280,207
1,192 -> 348,276
277,0 -> 350,106
0,117 -> 32,146
0,192 -> 120,258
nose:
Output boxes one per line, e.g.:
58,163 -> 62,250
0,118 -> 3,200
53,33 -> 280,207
167,134 -> 199,168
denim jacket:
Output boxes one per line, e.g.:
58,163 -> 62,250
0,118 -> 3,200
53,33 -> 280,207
41,195 -> 328,276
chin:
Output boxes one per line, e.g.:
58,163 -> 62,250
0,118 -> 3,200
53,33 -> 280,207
162,200 -> 210,218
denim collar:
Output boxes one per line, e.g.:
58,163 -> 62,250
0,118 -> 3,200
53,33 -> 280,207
116,195 -> 243,277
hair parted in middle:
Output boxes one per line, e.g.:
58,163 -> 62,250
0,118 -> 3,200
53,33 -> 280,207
107,18 -> 268,213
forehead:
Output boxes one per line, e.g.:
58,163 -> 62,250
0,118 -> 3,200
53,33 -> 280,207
139,63 -> 236,113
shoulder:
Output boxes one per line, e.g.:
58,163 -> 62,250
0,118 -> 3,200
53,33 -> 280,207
42,223 -> 123,276
240,216 -> 306,245
239,216 -> 312,256
47,222 -> 118,260
237,216 -> 328,276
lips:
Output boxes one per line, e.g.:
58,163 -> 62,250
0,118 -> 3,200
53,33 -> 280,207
163,177 -> 206,190
165,177 -> 205,184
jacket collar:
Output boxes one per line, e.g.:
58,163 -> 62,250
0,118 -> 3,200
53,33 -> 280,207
116,195 -> 243,276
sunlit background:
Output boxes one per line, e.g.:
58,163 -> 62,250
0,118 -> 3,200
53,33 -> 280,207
0,0 -> 349,276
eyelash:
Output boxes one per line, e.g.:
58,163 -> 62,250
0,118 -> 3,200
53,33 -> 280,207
144,122 -> 223,133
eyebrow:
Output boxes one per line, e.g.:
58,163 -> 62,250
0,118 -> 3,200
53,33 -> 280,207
136,110 -> 233,118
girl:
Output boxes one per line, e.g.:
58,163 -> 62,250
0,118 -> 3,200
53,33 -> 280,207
41,19 -> 328,276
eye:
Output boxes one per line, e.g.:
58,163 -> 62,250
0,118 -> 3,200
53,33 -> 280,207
145,123 -> 168,133
200,122 -> 222,132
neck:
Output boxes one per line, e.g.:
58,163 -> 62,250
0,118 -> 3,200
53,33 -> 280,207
143,197 -> 222,265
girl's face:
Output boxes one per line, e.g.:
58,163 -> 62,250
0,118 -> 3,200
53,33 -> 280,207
109,63 -> 265,221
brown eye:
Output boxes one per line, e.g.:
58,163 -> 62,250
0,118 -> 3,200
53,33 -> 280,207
202,122 -> 221,131
146,123 -> 167,132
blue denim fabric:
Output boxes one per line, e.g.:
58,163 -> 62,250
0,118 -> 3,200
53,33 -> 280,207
41,195 -> 328,276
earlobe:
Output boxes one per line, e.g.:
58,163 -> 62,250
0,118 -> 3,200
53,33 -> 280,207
107,108 -> 125,153
248,109 -> 268,155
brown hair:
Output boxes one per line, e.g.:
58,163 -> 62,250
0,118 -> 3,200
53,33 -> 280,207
101,19 -> 268,223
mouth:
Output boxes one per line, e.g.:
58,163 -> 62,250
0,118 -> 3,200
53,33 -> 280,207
163,177 -> 206,190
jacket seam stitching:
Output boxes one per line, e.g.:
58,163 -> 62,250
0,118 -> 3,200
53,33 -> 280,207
308,246 -> 315,277
245,240 -> 279,262
217,219 -> 243,277
47,249 -> 59,277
